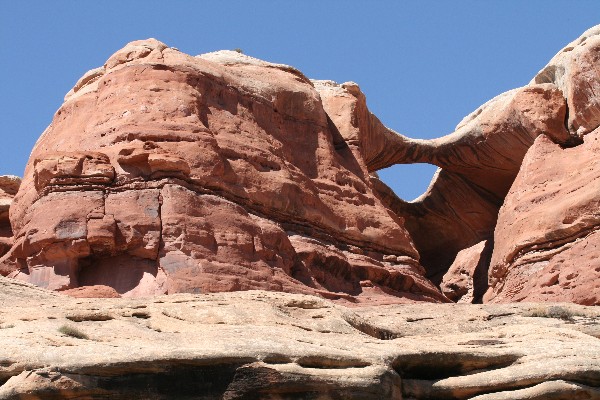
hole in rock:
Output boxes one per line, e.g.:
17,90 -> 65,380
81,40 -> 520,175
66,313 -> 113,322
131,311 -> 151,319
394,352 -> 519,380
343,313 -> 401,340
78,256 -> 159,296
263,355 -> 293,365
375,163 -> 497,289
89,362 -> 248,398
377,163 -> 438,202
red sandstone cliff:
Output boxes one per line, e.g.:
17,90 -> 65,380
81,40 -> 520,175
0,41 -> 444,305
1,25 -> 600,305
0,176 -> 20,260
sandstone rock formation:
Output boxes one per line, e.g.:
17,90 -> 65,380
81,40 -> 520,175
484,26 -> 600,304
2,25 -> 600,307
486,129 -> 600,304
533,25 -> 600,137
1,276 -> 600,399
368,25 -> 600,301
367,79 -> 572,283
0,176 -> 20,260
1,23 -> 600,400
441,240 -> 492,303
0,40 -> 445,305
312,65 -> 572,284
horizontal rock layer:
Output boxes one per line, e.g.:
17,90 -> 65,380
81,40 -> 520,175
0,40 -> 445,305
1,277 -> 600,399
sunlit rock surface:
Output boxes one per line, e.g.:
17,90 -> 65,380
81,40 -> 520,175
2,25 -> 600,309
1,276 -> 600,399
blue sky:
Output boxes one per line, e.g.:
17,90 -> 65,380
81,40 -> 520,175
1,1 -> 598,200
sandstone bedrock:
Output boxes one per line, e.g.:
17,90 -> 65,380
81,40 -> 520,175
2,25 -> 600,307
1,23 -> 600,400
1,278 -> 600,399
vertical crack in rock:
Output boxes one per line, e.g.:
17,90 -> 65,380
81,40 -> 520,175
0,176 -> 20,260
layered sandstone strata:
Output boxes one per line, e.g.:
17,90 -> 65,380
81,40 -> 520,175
485,25 -> 600,304
316,78 -> 570,283
2,25 -> 600,306
0,40 -> 444,304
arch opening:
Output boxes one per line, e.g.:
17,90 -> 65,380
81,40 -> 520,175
376,163 -> 438,202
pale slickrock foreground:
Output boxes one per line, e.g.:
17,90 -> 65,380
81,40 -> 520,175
1,276 -> 599,399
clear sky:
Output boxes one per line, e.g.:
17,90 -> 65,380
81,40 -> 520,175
1,1 -> 598,200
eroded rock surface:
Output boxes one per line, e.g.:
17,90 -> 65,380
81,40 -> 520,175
441,240 -> 492,303
1,26 -> 600,400
486,129 -> 600,304
0,176 -> 20,261
318,71 -> 570,284
1,277 -> 599,399
2,25 -> 600,307
373,25 -> 600,296
0,41 -> 444,305
484,27 -> 600,305
533,25 -> 600,136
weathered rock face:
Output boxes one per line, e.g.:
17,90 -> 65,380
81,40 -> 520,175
2,25 -> 600,307
533,25 -> 600,137
0,40 -> 445,304
1,277 -> 600,399
3,25 -> 600,400
486,129 -> 600,304
441,240 -> 492,303
368,25 -> 600,300
484,27 -> 600,305
369,79 -> 571,284
0,176 -> 20,261
314,77 -> 571,283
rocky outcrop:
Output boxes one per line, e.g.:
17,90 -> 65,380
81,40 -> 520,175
0,176 -> 20,260
314,67 -> 572,283
376,81 -> 573,283
0,40 -> 445,305
532,25 -> 600,137
2,25 -> 600,306
441,240 -> 492,303
371,25 -> 600,295
484,27 -> 600,305
2,24 -> 600,400
1,276 -> 600,399
486,129 -> 600,304
314,76 -> 571,283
